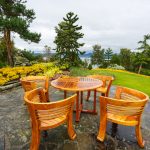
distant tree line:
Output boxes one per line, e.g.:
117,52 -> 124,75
90,34 -> 150,75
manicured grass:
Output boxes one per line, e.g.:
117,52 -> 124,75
70,67 -> 150,96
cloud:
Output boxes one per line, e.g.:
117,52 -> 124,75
14,0 -> 150,53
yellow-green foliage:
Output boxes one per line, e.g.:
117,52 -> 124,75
0,63 -> 66,86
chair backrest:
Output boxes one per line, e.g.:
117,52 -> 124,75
100,86 -> 148,119
20,80 -> 37,92
20,76 -> 49,91
88,75 -> 114,87
20,76 -> 50,101
24,88 -> 77,129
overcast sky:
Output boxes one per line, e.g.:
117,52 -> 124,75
14,0 -> 150,53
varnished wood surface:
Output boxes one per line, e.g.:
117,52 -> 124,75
24,88 -> 77,150
20,76 -> 50,90
51,77 -> 102,122
51,77 -> 103,92
20,76 -> 50,102
86,75 -> 114,100
97,86 -> 149,148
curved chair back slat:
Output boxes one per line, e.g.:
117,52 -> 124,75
97,86 -> 149,148
86,75 -> 114,102
24,88 -> 77,149
115,86 -> 146,100
88,75 -> 114,88
20,76 -> 50,102
21,80 -> 37,92
106,97 -> 147,117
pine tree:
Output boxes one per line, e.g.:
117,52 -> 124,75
0,0 -> 41,66
54,12 -> 84,67
105,48 -> 113,62
91,44 -> 105,67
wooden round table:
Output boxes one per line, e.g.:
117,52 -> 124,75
51,77 -> 103,121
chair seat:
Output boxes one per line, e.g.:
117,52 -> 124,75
39,115 -> 67,130
107,113 -> 138,126
96,87 -> 107,93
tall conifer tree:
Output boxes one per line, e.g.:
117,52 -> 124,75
54,12 -> 84,67
91,44 -> 105,67
0,0 -> 41,66
105,48 -> 113,62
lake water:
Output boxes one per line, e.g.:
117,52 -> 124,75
80,57 -> 98,68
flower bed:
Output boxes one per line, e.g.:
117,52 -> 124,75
0,63 -> 67,86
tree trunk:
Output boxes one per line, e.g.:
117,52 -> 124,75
138,63 -> 142,74
4,29 -> 14,67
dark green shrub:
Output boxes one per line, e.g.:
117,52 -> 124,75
88,64 -> 92,70
140,68 -> 150,76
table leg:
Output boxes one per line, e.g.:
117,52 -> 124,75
75,91 -> 80,122
93,89 -> 97,113
75,90 -> 97,121
64,90 -> 67,99
81,91 -> 83,105
81,89 -> 97,115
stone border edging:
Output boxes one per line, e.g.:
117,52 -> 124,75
0,82 -> 21,91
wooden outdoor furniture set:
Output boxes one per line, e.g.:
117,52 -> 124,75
20,75 -> 149,149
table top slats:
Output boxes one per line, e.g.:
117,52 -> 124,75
51,77 -> 103,91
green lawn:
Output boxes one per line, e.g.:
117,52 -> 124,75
70,67 -> 150,96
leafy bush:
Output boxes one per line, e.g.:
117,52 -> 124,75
0,61 -> 6,68
88,64 -> 92,70
0,62 -> 67,86
107,64 -> 125,70
140,68 -> 150,76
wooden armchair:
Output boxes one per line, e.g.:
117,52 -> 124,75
97,86 -> 149,148
86,75 -> 114,100
24,88 -> 77,150
20,76 -> 50,102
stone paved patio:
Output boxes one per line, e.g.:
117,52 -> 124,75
0,86 -> 150,150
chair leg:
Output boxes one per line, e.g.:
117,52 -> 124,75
111,123 -> 118,137
97,98 -> 107,142
86,90 -> 91,101
67,113 -> 76,140
30,128 -> 40,150
135,124 -> 145,148
93,89 -> 97,113
43,130 -> 48,138
97,119 -> 107,142
101,93 -> 105,96
45,92 -> 49,102
64,90 -> 67,99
